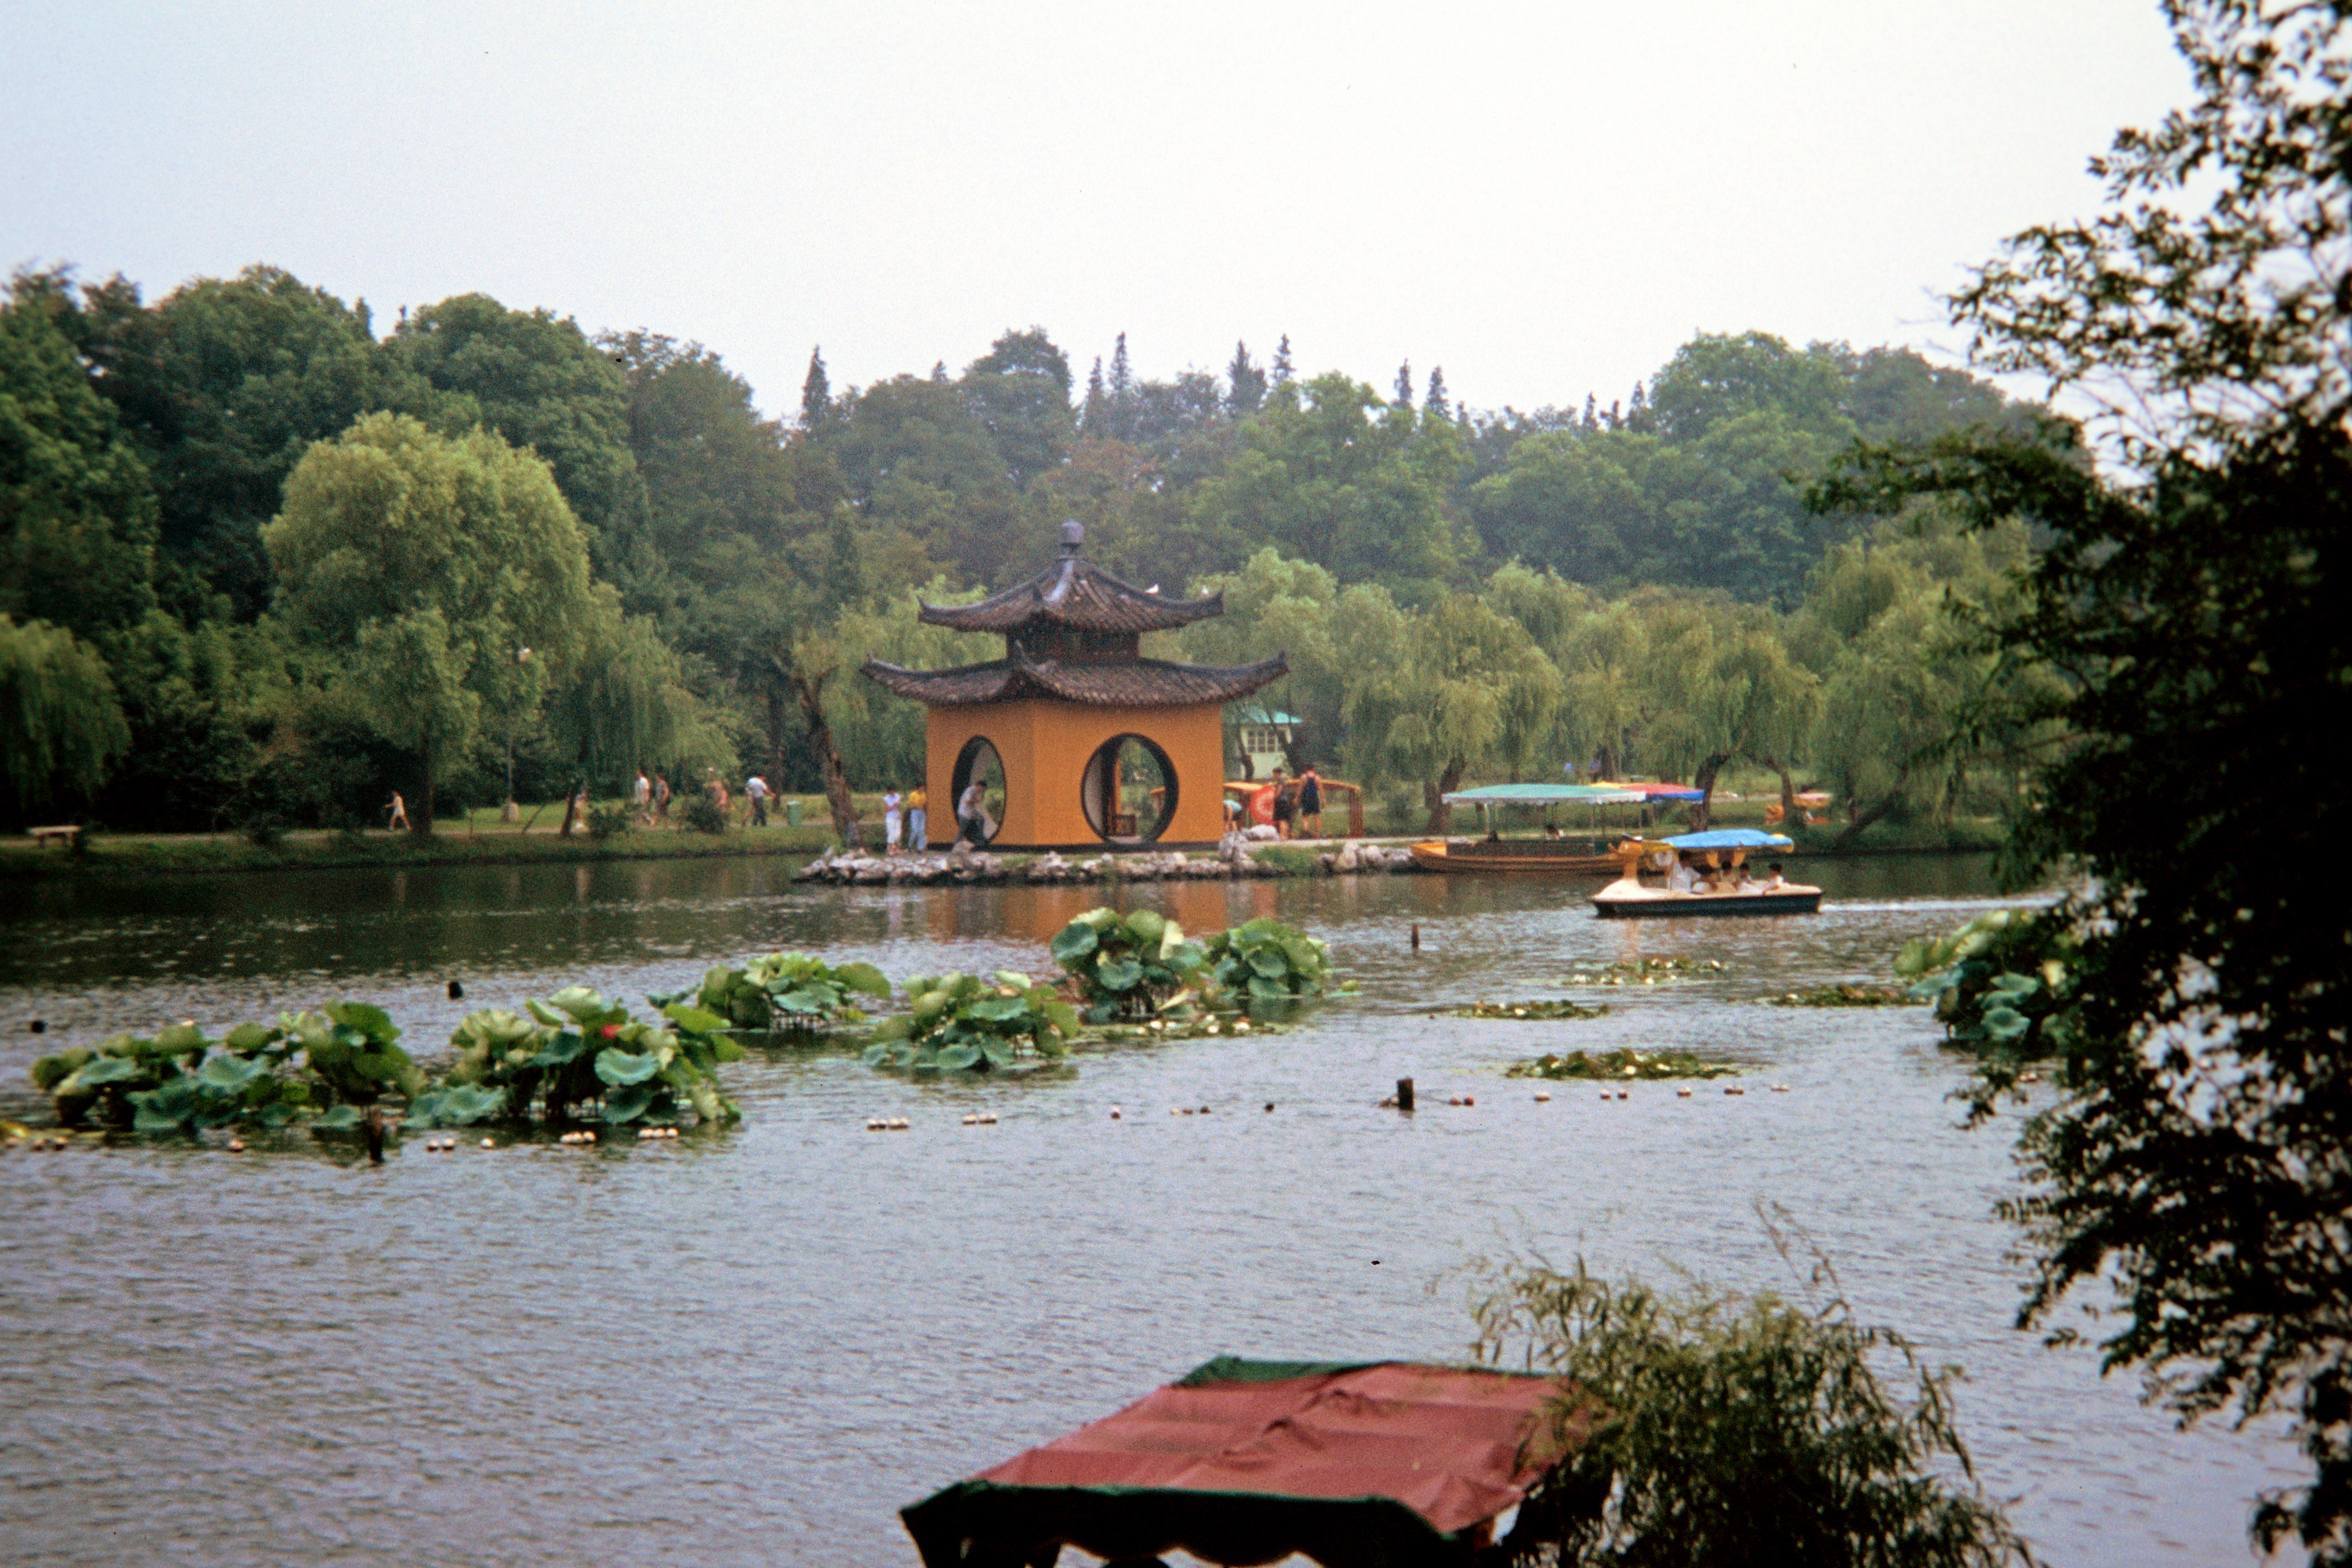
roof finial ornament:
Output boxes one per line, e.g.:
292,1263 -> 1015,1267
1059,519 -> 1085,556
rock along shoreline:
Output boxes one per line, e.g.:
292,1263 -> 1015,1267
793,840 -> 1425,885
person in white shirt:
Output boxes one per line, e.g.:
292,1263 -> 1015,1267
882,788 -> 903,854
744,774 -> 770,827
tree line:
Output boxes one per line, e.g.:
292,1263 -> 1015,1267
3,261 -> 2037,835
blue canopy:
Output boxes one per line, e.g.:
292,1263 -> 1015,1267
1663,829 -> 1795,851
1442,783 -> 1648,806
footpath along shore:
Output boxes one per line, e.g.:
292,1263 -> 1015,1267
2,805 -> 2005,884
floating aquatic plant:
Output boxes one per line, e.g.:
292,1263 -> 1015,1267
1050,908 -> 1207,1021
1453,1000 -> 1612,1021
1762,984 -> 1917,1008
1555,959 -> 1730,989
667,952 -> 891,1036
862,972 -> 1081,1072
1200,917 -> 1334,1009
418,987 -> 747,1128
1895,909 -> 2073,1062
1505,1048 -> 1737,1081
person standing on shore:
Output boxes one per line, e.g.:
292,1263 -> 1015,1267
387,791 -> 408,831
745,773 -> 770,827
653,773 -> 671,824
882,787 -> 903,854
633,769 -> 652,824
905,785 -> 927,852
1269,767 -> 1294,839
958,778 -> 989,846
1298,766 -> 1323,839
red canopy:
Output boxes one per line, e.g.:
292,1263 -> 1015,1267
902,1357 -> 1583,1568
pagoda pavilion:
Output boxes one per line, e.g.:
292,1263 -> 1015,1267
861,523 -> 1286,850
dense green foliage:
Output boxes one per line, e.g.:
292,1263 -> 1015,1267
1199,916 -> 1333,1008
28,988 -> 747,1133
671,951 -> 891,1034
424,987 -> 745,1128
1471,1256 -> 2031,1566
1836,5 -> 2352,1559
1896,910 -> 2071,1053
1049,907 -> 1208,1021
861,971 -> 1080,1071
3,253 -> 2040,834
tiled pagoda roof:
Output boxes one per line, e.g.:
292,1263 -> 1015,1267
861,652 -> 1287,710
919,554 -> 1223,634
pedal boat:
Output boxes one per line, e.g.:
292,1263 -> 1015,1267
1591,830 -> 1822,919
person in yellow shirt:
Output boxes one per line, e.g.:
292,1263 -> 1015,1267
906,787 -> 928,851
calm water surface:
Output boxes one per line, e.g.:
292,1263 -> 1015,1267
0,854 -> 2295,1565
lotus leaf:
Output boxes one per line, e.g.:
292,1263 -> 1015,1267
1094,956 -> 1145,992
936,1043 -> 983,1070
324,1001 -> 400,1044
654,1004 -> 723,1036
594,1048 -> 660,1087
65,1054 -> 144,1090
545,987 -> 611,1022
309,1104 -> 363,1130
1050,923 -> 1100,962
601,1082 -> 658,1123
198,1054 -> 269,1092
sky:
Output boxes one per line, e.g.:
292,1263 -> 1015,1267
7,1 -> 2191,420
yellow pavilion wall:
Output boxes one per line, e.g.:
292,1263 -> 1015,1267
921,700 -> 1228,849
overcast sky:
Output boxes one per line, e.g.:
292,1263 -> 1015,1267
9,1 -> 2189,420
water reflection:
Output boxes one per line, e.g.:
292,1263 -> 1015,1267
0,851 -> 2300,1568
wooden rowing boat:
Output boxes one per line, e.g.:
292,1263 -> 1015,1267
1408,839 -> 1626,877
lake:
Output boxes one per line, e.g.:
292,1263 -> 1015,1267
0,854 -> 2295,1565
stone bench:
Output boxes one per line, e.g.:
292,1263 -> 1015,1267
27,824 -> 81,849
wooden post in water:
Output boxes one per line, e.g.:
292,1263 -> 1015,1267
364,1107 -> 386,1164
1410,922 -> 1421,952
1395,1077 -> 1415,1112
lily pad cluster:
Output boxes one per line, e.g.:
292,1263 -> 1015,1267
28,989 -> 747,1137
1556,959 -> 1730,988
1505,1048 -> 1738,1081
30,1002 -> 423,1134
1050,908 -> 1207,1022
414,987 -> 746,1129
1201,917 -> 1334,1006
1762,984 -> 1917,1008
1453,999 -> 1611,1020
673,952 -> 891,1035
862,972 -> 1081,1072
1895,909 -> 2073,1059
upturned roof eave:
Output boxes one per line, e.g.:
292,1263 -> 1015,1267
916,556 -> 1225,634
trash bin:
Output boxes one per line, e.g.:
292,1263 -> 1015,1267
784,799 -> 802,827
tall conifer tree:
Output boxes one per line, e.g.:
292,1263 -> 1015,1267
799,346 -> 830,430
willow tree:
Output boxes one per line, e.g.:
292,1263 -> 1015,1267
1345,590 -> 1562,832
1,614 -> 128,819
1638,599 -> 1817,828
264,413 -> 598,831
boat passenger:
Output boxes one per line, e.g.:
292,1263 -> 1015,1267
1761,861 -> 1788,891
1665,854 -> 1700,894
